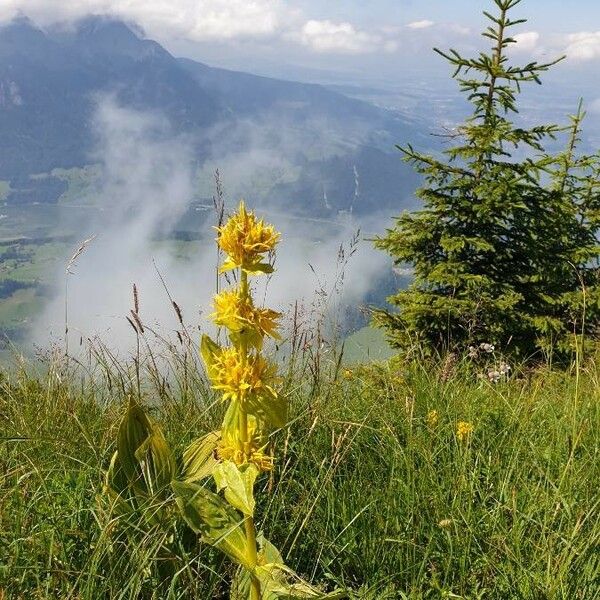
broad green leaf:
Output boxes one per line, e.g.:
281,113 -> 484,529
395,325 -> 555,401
182,430 -> 221,482
106,450 -> 129,496
230,328 -> 264,351
222,400 -> 262,440
219,258 -> 238,273
103,451 -> 135,516
257,533 -> 284,565
220,259 -> 274,274
117,402 -> 153,488
222,399 -> 242,430
103,448 -> 172,527
134,428 -> 176,495
172,480 -> 253,569
246,392 -> 287,428
229,534 -> 282,599
213,461 -> 258,516
117,402 -> 175,499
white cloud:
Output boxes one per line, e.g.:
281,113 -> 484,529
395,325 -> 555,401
512,31 -> 540,52
407,20 -> 434,30
176,1 -> 282,40
404,20 -> 470,37
31,97 -> 389,353
1,0 -> 402,55
564,31 -> 600,61
295,19 -> 395,54
0,0 -> 286,41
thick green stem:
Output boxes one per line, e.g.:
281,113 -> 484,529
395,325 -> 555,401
239,405 -> 261,598
238,267 -> 261,599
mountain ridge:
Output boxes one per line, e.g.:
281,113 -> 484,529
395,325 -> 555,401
0,16 -> 421,215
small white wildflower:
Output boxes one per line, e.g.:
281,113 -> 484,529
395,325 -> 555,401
487,369 -> 501,383
467,345 -> 478,358
480,343 -> 495,353
498,361 -> 511,376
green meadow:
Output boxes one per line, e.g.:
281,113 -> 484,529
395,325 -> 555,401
1,340 -> 598,598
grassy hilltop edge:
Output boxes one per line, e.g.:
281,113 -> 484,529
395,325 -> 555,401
1,345 -> 598,598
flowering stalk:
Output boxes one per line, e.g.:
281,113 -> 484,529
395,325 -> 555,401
215,206 -> 281,599
189,202 -> 344,599
106,202 -> 344,598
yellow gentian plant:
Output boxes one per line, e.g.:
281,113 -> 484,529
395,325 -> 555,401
106,201 -> 344,599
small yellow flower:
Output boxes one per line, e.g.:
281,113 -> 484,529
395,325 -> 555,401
216,201 -> 280,273
205,345 -> 277,403
457,421 -> 474,442
438,518 -> 453,528
342,369 -> 353,380
426,409 -> 439,428
212,289 -> 281,346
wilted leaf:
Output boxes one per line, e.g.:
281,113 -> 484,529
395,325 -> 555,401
230,536 -> 346,600
201,334 -> 221,375
255,564 -> 347,599
213,461 -> 258,516
182,430 -> 221,482
230,566 -> 252,600
172,480 -> 253,569
230,563 -> 346,600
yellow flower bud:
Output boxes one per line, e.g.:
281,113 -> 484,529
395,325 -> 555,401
426,409 -> 439,428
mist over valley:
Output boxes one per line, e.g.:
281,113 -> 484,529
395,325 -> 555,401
0,14 -> 598,355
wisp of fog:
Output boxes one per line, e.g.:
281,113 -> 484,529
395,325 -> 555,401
30,97 -> 391,356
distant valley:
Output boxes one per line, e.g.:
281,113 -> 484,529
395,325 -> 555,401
0,16 -> 427,218
1,15 -> 598,354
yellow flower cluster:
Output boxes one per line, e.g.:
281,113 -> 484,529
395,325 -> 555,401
212,289 -> 281,348
202,201 -> 284,474
216,201 -> 280,273
217,418 -> 274,471
457,420 -> 474,442
205,346 -> 277,404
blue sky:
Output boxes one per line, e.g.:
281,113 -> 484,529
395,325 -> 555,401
296,0 -> 600,30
